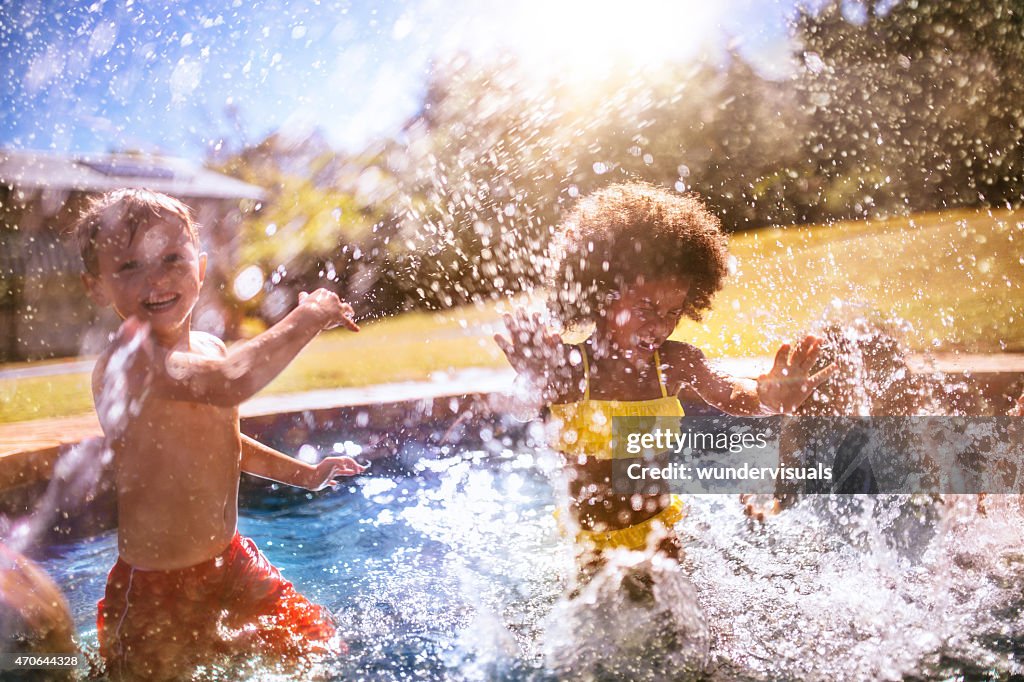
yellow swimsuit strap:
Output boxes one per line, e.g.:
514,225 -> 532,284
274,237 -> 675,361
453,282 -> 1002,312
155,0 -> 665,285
580,344 -> 590,400
579,345 -> 669,399
654,349 -> 668,398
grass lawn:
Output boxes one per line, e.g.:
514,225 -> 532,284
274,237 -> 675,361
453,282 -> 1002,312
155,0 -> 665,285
0,304 -> 510,424
672,207 -> 1024,356
2,207 -> 1022,424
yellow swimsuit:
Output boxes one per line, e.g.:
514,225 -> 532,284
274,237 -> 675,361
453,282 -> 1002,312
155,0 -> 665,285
549,346 -> 685,552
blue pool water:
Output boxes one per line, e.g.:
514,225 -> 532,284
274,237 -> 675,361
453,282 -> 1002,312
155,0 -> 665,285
33,429 -> 572,680
25,425 -> 1024,681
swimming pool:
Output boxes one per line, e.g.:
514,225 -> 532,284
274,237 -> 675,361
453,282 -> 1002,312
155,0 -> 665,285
27,418 -> 1024,681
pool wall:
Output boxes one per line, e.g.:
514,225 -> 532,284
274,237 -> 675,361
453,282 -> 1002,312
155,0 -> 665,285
0,370 -> 520,542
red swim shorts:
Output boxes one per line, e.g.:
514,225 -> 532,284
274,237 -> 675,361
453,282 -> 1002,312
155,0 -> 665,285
97,533 -> 342,680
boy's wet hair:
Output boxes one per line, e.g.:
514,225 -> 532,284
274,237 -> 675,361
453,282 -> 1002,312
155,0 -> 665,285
549,182 -> 728,327
73,189 -> 198,275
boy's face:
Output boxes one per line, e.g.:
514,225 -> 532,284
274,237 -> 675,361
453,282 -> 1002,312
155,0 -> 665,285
83,217 -> 207,344
601,275 -> 691,355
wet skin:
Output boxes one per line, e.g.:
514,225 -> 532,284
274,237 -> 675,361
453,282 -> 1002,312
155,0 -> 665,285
83,218 -> 240,569
558,277 -> 691,553
84,217 -> 364,570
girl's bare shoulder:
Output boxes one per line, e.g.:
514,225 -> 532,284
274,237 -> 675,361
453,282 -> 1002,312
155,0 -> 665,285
658,340 -> 714,391
659,340 -> 707,368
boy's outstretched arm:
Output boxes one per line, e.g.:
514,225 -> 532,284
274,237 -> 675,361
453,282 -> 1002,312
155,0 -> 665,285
240,435 -> 367,490
153,289 -> 358,407
671,336 -> 834,416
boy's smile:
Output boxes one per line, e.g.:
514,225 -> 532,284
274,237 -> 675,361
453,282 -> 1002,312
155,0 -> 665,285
142,291 -> 181,313
84,217 -> 207,347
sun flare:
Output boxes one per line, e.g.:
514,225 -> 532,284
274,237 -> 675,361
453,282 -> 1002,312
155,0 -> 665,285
494,0 -> 722,83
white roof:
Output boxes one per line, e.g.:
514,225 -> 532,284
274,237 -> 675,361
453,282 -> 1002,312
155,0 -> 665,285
0,149 -> 264,200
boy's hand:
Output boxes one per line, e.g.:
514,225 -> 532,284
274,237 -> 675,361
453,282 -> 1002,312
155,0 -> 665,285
1009,393 -> 1024,417
757,335 -> 835,414
307,456 -> 369,491
298,289 -> 359,332
494,310 -> 568,397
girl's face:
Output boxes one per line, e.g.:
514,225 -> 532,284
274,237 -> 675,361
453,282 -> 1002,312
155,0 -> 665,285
599,275 -> 691,354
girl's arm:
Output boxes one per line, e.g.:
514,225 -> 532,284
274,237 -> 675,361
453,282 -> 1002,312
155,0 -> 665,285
667,337 -> 834,416
666,342 -> 769,416
240,434 -> 366,490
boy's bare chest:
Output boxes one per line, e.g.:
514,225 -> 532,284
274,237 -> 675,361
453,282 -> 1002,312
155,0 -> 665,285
115,399 -> 241,481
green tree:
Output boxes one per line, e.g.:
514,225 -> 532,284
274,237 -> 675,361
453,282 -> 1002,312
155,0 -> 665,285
796,0 -> 1024,218
215,131 -> 391,320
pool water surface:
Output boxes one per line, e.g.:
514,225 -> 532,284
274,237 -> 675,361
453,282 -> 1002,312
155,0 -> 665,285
29,424 -> 1024,681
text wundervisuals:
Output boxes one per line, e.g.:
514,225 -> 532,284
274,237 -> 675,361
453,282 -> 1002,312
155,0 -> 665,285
625,462 -> 833,482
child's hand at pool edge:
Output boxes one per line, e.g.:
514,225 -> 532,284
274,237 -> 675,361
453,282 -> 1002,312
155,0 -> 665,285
307,456 -> 369,491
240,435 -> 367,490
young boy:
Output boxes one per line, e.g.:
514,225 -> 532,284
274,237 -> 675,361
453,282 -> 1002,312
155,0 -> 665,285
76,189 -> 365,679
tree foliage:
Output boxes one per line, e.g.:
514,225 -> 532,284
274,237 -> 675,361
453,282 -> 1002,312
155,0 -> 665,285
797,0 -> 1024,217
216,1 -> 1024,319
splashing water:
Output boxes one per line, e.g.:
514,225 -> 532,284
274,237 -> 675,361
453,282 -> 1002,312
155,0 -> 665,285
22,428 -> 1024,680
2,322 -> 144,553
9,316 -> 1024,680
543,549 -> 710,681
4,437 -> 112,556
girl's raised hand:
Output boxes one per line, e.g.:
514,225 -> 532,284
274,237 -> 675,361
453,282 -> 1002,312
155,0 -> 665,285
757,335 -> 836,414
494,310 -> 565,381
494,310 -> 573,405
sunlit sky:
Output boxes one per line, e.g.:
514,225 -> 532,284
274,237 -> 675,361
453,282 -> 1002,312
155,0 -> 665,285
1,0 -> 800,161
